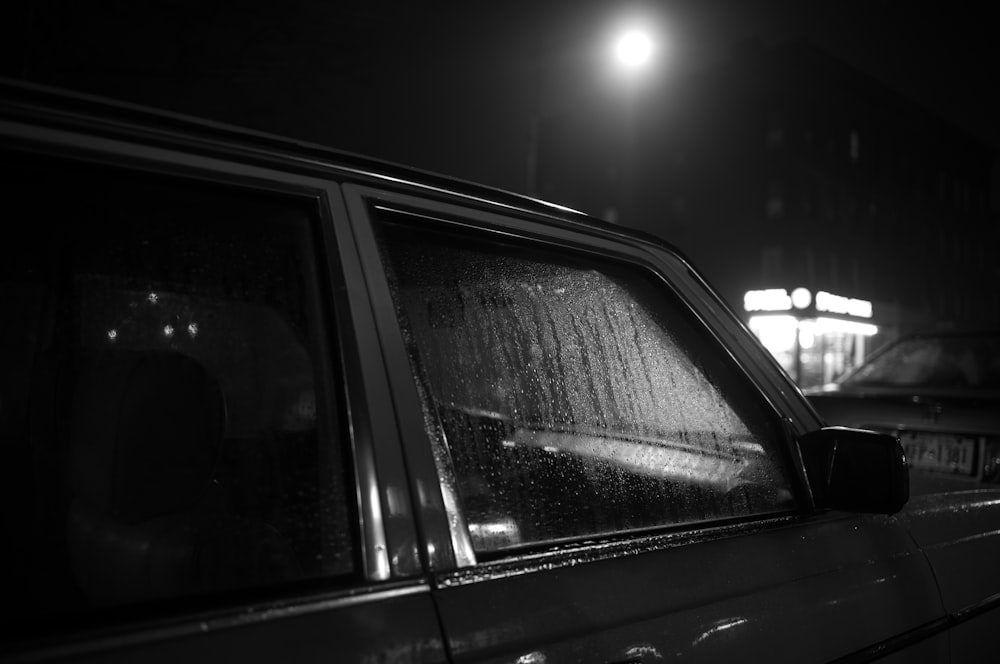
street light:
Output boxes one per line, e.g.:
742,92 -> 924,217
526,20 -> 661,205
615,29 -> 654,69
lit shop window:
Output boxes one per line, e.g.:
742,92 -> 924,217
744,288 -> 877,387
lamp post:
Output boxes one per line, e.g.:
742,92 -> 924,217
525,23 -> 659,211
604,24 -> 659,223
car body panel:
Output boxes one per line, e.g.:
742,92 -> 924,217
432,513 -> 945,663
8,587 -> 445,664
900,491 -> 1000,613
898,491 -> 1000,663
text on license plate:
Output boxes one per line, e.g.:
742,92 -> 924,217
900,432 -> 977,475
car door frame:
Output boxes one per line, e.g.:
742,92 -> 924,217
341,183 -> 951,663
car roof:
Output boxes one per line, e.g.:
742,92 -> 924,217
0,76 -> 700,264
0,77 -> 576,208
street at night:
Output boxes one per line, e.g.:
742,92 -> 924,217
2,2 -> 999,662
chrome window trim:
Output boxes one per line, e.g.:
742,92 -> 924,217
342,183 -> 464,573
436,514 -> 801,587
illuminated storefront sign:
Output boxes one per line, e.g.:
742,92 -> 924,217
815,290 -> 872,318
789,287 -> 811,309
743,287 -> 877,387
743,288 -> 872,318
744,288 -> 792,312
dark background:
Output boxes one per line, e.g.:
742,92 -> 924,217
3,0 -> 997,335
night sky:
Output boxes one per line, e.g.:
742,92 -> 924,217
429,0 -> 1000,201
4,1 -> 998,204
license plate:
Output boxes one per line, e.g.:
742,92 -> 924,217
900,432 -> 976,475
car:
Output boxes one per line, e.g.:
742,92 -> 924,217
805,330 -> 1000,496
1,77 -> 998,663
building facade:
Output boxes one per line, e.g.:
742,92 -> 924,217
539,42 -> 998,385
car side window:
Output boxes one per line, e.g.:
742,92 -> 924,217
0,153 -> 356,636
376,214 -> 795,554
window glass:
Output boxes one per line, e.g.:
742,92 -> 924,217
843,334 -> 1000,389
0,154 -> 355,636
376,216 -> 795,554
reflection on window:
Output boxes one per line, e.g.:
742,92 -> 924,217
378,217 -> 795,554
0,154 -> 355,638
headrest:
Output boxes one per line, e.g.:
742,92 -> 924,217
69,349 -> 225,523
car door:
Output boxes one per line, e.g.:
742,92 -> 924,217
344,185 -> 950,663
0,105 -> 444,662
899,491 -> 1000,663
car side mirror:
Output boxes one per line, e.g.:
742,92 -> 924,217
798,426 -> 908,514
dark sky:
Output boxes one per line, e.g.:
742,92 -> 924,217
359,0 -> 1000,197
404,1 -> 1000,201
6,1 -> 998,198
453,0 -> 1000,148
694,1 -> 999,149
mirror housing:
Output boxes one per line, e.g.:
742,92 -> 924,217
798,426 -> 908,514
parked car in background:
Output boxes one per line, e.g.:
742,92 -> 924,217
806,330 -> 1000,495
2,78 -> 1000,662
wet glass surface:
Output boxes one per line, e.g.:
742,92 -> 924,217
377,216 -> 795,553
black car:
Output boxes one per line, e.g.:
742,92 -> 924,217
2,78 -> 999,663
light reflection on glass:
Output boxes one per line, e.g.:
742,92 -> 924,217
516,651 -> 546,664
624,644 -> 661,661
692,617 -> 749,646
468,517 -> 522,550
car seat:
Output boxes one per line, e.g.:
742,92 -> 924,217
66,349 -> 301,606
